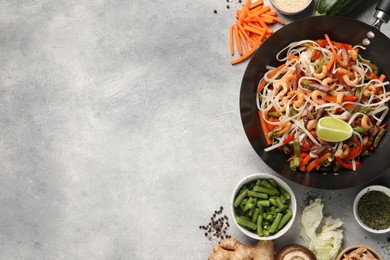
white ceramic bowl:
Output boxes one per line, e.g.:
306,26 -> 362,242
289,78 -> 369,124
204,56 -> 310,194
353,185 -> 390,234
270,0 -> 312,15
231,173 -> 297,240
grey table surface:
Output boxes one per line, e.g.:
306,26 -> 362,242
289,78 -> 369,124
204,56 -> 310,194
1,0 -> 389,259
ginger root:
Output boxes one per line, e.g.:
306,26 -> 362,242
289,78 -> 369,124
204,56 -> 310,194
208,237 -> 275,260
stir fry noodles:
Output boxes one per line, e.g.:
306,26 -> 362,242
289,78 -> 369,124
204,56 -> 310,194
257,34 -> 389,173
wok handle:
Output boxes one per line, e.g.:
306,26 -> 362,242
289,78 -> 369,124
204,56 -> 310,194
373,0 -> 390,29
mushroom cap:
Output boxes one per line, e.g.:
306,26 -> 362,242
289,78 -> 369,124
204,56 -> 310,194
276,244 -> 316,260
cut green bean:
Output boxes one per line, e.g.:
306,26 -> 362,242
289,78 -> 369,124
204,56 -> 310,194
234,189 -> 248,207
267,111 -> 281,118
257,200 -> 270,207
260,179 -> 275,190
236,216 -> 257,230
269,197 -> 278,207
269,213 -> 283,233
374,128 -> 387,148
247,191 -> 268,199
268,179 -> 278,189
278,209 -> 293,230
253,185 -> 279,196
353,126 -> 368,133
256,215 -> 264,236
276,205 -> 289,213
244,197 -> 254,212
258,204 -> 264,215
280,188 -> 291,201
359,107 -> 372,114
266,213 -> 274,222
248,198 -> 257,217
275,196 -> 285,209
251,208 -> 260,223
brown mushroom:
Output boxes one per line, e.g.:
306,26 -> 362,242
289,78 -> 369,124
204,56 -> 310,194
276,244 -> 317,260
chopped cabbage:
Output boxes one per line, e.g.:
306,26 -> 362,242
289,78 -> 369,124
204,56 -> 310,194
300,199 -> 343,260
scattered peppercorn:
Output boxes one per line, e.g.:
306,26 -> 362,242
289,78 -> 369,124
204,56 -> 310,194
214,10 -> 217,14
199,206 -> 231,242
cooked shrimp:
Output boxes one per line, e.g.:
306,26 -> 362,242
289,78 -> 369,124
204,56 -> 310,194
321,77 -> 336,88
336,144 -> 350,159
307,119 -> 316,131
343,71 -> 359,87
363,136 -> 369,146
311,90 -> 326,105
361,115 -> 373,129
363,84 -> 377,97
274,121 -> 291,136
288,90 -> 304,108
336,92 -> 344,105
349,49 -> 358,61
275,97 -> 289,113
273,80 -> 289,97
313,65 -> 327,80
285,74 -> 296,87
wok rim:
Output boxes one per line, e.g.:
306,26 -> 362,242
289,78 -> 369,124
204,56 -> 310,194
239,16 -> 390,189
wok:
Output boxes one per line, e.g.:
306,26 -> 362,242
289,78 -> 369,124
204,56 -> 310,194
240,0 -> 390,189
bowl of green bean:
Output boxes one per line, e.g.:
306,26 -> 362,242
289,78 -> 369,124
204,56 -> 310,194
231,173 -> 297,240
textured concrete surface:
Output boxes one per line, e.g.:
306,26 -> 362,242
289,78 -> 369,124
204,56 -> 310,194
0,0 -> 389,259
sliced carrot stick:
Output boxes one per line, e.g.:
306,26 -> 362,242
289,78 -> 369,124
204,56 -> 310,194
238,29 -> 250,54
300,154 -> 313,172
236,21 -> 254,48
244,24 -> 265,35
229,24 -> 234,56
287,55 -> 299,61
261,14 -> 285,25
305,152 -> 331,172
248,6 -> 270,17
239,0 -> 251,22
265,11 -> 277,16
231,42 -> 258,65
258,111 -> 272,145
250,0 -> 264,10
233,24 -> 243,56
325,34 -> 344,67
327,53 -> 336,73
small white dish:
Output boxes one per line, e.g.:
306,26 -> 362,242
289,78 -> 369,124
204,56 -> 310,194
231,173 -> 297,240
270,0 -> 312,15
353,185 -> 390,234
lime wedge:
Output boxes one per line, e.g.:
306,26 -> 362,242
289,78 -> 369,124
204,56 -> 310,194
316,116 -> 353,142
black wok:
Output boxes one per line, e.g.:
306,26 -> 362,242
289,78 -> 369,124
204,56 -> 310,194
240,0 -> 390,189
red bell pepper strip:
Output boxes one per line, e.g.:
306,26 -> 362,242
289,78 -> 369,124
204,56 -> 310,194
335,157 -> 361,170
283,133 -> 295,144
342,96 -> 358,102
346,143 -> 363,161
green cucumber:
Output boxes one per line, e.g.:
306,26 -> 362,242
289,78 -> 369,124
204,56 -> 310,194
315,0 -> 362,16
